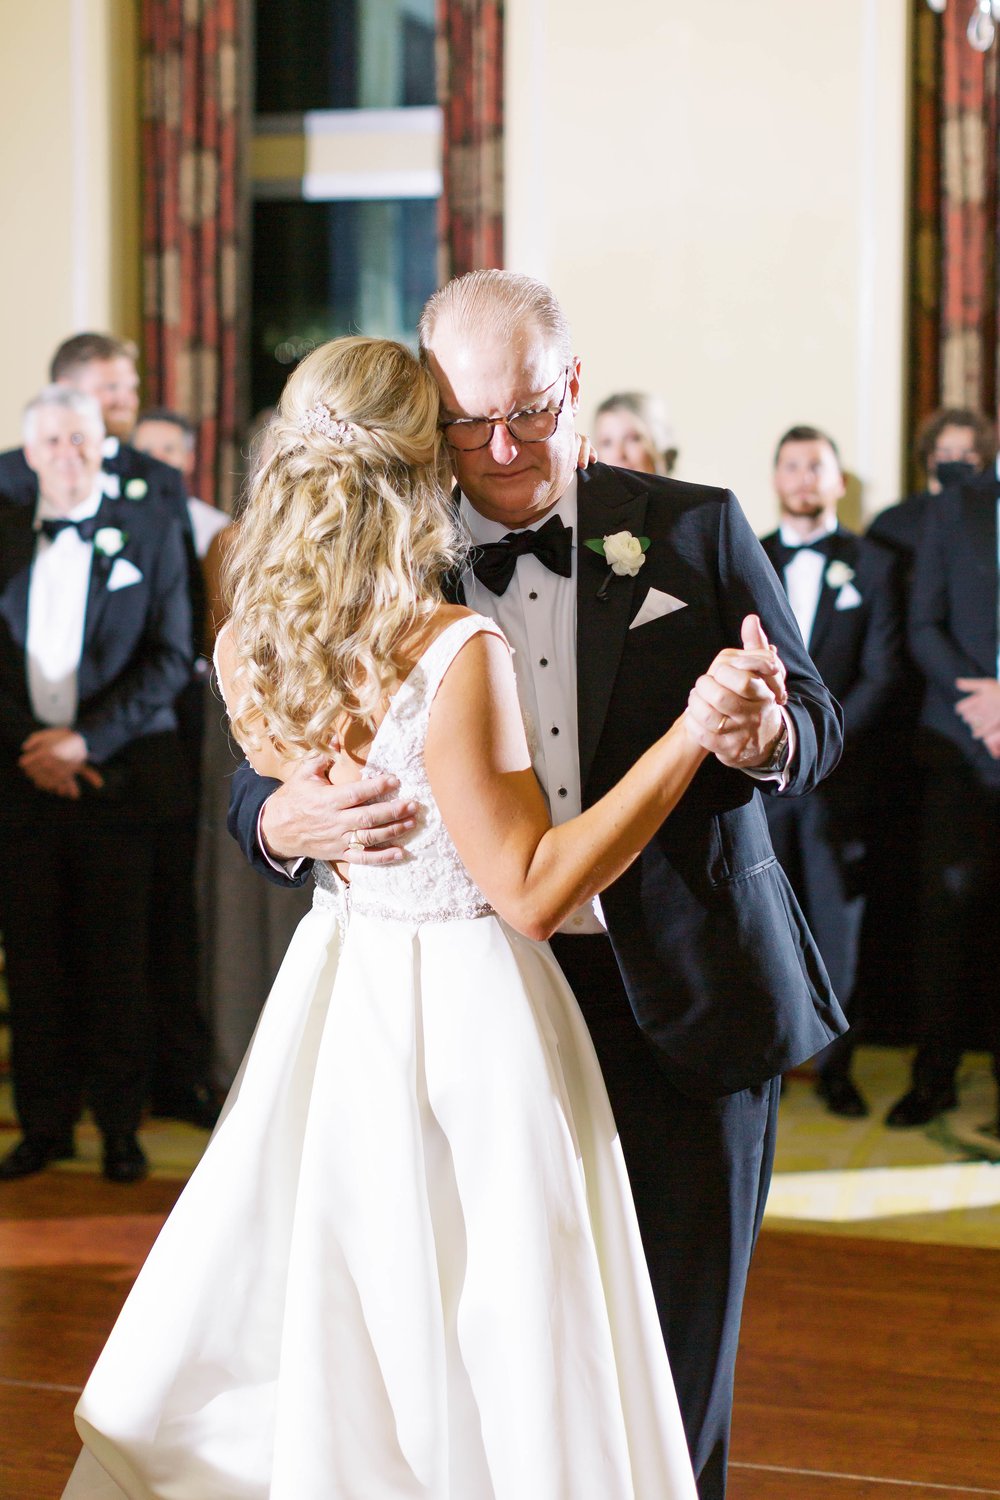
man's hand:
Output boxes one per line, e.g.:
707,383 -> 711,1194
18,728 -> 101,798
685,615 -> 789,770
954,678 -> 1000,742
259,754 -> 418,865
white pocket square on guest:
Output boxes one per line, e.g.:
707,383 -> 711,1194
834,582 -> 862,610
629,587 -> 687,630
107,558 -> 143,592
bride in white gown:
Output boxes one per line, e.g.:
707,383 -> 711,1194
64,336 -> 778,1500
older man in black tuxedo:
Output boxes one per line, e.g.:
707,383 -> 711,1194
224,273 -> 846,1499
0,332 -> 217,1130
883,469 -> 1000,1135
0,387 -> 192,1182
760,426 -> 902,1117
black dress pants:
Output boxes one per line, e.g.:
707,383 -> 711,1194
551,933 -> 780,1500
911,768 -> 1000,1088
0,816 -> 155,1140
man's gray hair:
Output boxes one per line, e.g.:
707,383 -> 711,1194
23,385 -> 104,445
418,269 -> 574,363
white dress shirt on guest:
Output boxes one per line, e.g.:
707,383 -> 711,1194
779,515 -> 839,648
26,484 -> 104,727
460,477 -> 606,935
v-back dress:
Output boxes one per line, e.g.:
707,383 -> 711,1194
63,615 -> 696,1500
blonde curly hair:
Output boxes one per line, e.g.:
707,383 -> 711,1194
223,335 -> 462,756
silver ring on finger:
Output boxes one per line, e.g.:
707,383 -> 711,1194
346,830 -> 365,851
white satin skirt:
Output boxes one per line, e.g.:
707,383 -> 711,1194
63,898 -> 696,1500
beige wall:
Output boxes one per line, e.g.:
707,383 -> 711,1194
0,0 -> 140,448
505,0 -> 910,530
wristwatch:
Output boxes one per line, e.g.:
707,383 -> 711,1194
756,717 -> 789,774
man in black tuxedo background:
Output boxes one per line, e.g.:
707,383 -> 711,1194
883,466 -> 1000,1136
0,332 -> 217,1130
224,273 -> 845,1497
0,387 -> 193,1182
760,426 -> 902,1117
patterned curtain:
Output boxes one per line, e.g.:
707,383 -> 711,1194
140,0 -> 248,510
908,0 -> 999,486
436,0 -> 504,281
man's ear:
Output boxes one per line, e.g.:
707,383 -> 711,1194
568,356 -> 583,413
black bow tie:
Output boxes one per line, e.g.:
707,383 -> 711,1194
470,514 -> 574,595
37,515 -> 101,542
773,534 -> 837,570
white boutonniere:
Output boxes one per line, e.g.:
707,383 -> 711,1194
586,530 -> 651,599
93,527 -> 127,558
124,478 -> 148,500
825,560 -> 855,590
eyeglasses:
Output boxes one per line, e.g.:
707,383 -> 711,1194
440,367 -> 571,452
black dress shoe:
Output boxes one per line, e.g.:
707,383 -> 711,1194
150,1084 -> 220,1131
102,1133 -> 148,1183
885,1083 -> 957,1128
816,1071 -> 869,1118
0,1135 -> 76,1180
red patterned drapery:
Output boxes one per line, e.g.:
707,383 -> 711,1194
908,0 -> 998,486
436,0 -> 504,281
140,0 -> 247,510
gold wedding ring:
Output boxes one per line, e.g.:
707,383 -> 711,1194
717,714 -> 730,733
346,831 -> 365,851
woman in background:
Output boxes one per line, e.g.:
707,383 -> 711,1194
594,390 -> 677,476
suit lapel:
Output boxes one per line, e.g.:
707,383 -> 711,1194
0,506 -> 37,648
808,530 -> 856,658
576,466 -> 649,789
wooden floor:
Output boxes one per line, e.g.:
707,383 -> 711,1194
1,1170 -> 998,1498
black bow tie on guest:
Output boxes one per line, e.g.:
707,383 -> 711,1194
470,514 -> 574,596
773,534 -> 838,570
37,515 -> 101,542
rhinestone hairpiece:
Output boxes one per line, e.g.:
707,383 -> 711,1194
298,403 -> 358,444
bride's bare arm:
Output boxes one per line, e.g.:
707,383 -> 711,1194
425,631 -> 709,941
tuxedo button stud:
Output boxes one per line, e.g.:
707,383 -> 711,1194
539,657 -> 548,667
529,591 -> 538,600
558,787 -> 567,798
550,726 -> 559,736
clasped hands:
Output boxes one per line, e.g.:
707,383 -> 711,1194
18,727 -> 103,799
954,676 -> 1000,759
684,614 -> 788,768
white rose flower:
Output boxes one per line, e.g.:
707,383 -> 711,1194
94,527 -> 126,557
825,560 -> 855,590
603,531 -> 647,577
125,478 -> 148,500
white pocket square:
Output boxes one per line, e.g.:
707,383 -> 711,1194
834,582 -> 862,610
629,587 -> 687,630
107,557 -> 143,592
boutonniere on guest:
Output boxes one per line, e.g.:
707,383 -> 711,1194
93,527 -> 127,559
124,478 -> 148,500
585,530 -> 651,599
825,560 -> 854,590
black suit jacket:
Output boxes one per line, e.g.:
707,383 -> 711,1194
908,473 -> 1000,787
227,465 -> 847,1096
0,439 -> 206,657
759,527 -> 902,805
0,495 -> 193,823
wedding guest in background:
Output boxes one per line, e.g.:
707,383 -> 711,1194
594,390 -> 678,475
760,426 -> 902,1117
131,406 -> 223,1128
883,460 -> 1000,1139
859,409 -> 995,1045
0,388 -> 192,1182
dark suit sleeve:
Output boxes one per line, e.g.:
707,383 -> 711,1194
909,496 -> 984,697
0,684 -> 36,752
837,547 -> 905,740
76,517 -> 193,762
718,492 -> 844,795
0,448 -> 35,507
227,759 -> 315,887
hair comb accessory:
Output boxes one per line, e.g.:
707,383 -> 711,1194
298,404 -> 359,444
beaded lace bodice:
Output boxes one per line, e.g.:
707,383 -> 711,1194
312,615 -> 507,925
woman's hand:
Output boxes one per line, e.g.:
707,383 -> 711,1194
576,432 -> 597,469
